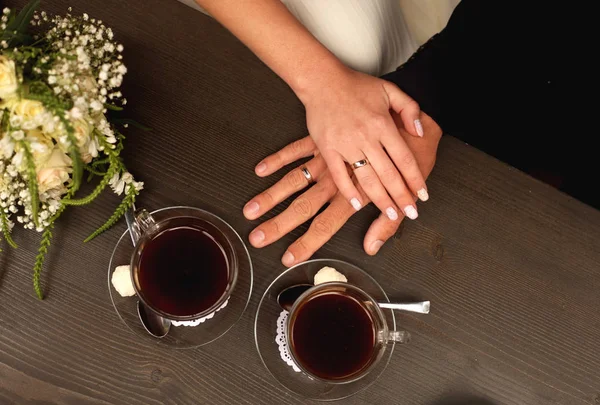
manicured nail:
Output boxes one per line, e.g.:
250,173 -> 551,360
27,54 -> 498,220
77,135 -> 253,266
403,205 -> 418,220
417,188 -> 429,202
249,229 -> 265,246
350,198 -> 362,211
414,119 -> 424,137
386,207 -> 398,221
282,251 -> 295,266
244,201 -> 260,216
256,162 -> 267,174
370,240 -> 384,254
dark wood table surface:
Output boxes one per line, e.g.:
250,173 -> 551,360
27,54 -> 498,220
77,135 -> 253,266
1,1 -> 599,404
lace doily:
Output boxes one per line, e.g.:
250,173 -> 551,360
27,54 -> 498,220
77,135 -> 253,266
171,299 -> 229,327
275,310 -> 301,372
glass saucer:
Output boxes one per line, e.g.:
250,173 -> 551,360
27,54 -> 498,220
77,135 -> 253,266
254,259 -> 396,401
108,206 -> 253,349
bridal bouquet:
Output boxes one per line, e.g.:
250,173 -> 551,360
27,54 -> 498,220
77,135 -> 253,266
0,2 -> 143,298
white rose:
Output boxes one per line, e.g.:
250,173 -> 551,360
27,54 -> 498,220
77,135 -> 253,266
0,55 -> 18,100
72,118 -> 95,163
12,99 -> 45,119
72,118 -> 91,146
36,147 -> 72,194
27,129 -> 54,168
11,99 -> 46,130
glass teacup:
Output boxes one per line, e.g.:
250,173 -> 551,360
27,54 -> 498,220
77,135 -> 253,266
128,207 -> 239,322
286,282 -> 410,384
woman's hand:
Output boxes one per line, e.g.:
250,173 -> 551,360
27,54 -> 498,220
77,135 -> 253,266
294,68 -> 428,222
196,0 -> 428,221
244,112 -> 442,266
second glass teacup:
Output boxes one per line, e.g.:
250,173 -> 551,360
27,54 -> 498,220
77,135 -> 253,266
286,282 -> 410,384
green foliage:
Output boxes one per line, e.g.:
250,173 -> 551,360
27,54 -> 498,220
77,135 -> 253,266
32,223 -> 53,299
84,185 -> 138,243
104,104 -> 123,112
1,209 -> 18,249
62,164 -> 118,206
31,187 -> 73,300
19,140 -> 40,227
1,0 -> 40,47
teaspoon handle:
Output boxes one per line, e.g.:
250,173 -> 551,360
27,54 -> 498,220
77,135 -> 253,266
379,301 -> 430,314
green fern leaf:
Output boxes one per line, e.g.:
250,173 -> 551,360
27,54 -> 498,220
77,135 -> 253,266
84,186 -> 138,243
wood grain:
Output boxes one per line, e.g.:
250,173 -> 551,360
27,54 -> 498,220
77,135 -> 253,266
1,0 -> 599,404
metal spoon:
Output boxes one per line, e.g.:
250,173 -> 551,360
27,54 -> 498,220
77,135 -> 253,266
125,206 -> 171,338
277,284 -> 430,314
137,301 -> 171,338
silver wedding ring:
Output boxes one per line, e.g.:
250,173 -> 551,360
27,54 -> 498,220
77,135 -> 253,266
301,166 -> 314,184
351,159 -> 370,170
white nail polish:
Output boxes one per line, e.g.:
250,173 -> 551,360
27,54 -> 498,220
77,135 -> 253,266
350,198 -> 362,211
403,205 -> 418,220
386,207 -> 398,221
417,188 -> 429,202
414,119 -> 424,137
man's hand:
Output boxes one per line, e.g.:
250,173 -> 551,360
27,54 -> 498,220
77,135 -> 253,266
243,113 -> 442,267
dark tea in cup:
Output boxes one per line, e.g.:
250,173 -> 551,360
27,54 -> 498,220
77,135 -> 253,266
287,282 -> 410,383
289,291 -> 376,380
131,215 -> 238,320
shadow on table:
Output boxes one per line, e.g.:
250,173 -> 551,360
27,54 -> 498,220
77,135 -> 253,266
430,394 -> 497,405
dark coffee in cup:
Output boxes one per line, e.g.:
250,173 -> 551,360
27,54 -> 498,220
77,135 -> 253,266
138,226 -> 228,317
289,290 -> 376,381
132,216 -> 236,320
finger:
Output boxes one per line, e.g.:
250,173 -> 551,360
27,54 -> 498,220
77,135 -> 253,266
382,131 -> 429,204
382,81 -> 423,138
255,136 -> 316,176
244,155 -> 327,220
363,212 -> 403,255
248,174 -> 337,248
365,144 -> 420,220
351,154 -> 400,222
322,150 -> 364,212
281,188 -> 359,267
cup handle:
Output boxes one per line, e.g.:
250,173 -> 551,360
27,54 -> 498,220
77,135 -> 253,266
387,330 -> 411,344
124,204 -> 156,245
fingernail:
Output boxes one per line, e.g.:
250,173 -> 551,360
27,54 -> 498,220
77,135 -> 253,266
414,119 -> 424,137
244,201 -> 260,216
417,188 -> 429,202
403,205 -> 418,220
282,251 -> 295,266
249,229 -> 265,246
386,207 -> 398,221
370,240 -> 384,254
350,198 -> 362,211
256,162 -> 267,174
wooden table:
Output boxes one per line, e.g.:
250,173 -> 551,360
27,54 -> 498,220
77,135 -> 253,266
1,1 -> 599,404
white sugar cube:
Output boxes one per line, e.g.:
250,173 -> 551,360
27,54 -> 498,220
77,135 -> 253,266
111,265 -> 136,297
314,266 -> 348,285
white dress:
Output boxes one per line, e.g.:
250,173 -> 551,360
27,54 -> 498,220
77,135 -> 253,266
176,0 -> 458,76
